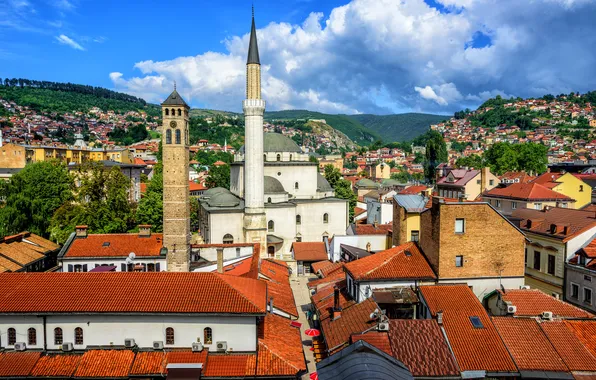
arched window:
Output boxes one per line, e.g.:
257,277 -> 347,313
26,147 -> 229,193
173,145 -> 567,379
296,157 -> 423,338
75,327 -> 84,345
28,328 -> 37,345
7,328 -> 16,345
166,327 -> 175,345
263,154 -> 267,161
175,129 -> 181,144
290,154 -> 293,161
204,327 -> 213,344
295,182 -> 299,190
171,108 -> 175,115
323,213 -> 329,223
54,328 -> 63,345
166,129 -> 172,144
165,108 -> 169,116
267,197 -> 272,203
268,246 -> 275,258
268,220 -> 274,232
177,108 -> 182,116
296,215 -> 301,225
277,154 -> 281,161
223,234 -> 234,244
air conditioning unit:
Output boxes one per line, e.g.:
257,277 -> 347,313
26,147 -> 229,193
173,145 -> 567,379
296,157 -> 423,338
192,342 -> 204,352
507,305 -> 517,314
62,342 -> 74,352
124,338 -> 135,348
521,285 -> 531,290
153,341 -> 164,350
542,311 -> 553,320
216,341 -> 227,351
14,342 -> 26,351
377,322 -> 389,331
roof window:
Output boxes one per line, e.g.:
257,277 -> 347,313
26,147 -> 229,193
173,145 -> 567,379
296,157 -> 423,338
102,242 -> 110,247
470,316 -> 484,329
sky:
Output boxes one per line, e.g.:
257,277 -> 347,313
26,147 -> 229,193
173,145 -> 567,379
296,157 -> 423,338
2,0 -> 596,115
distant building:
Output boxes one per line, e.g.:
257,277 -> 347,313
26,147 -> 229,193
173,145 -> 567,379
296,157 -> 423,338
533,172 -> 592,209
483,182 -> 575,216
0,232 -> 60,272
392,194 -> 429,246
437,167 -> 499,201
565,238 -> 596,313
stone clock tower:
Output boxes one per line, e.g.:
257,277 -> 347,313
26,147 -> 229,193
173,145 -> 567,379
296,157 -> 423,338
161,87 -> 190,272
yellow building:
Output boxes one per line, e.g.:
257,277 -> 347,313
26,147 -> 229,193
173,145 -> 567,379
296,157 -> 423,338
366,162 -> 390,179
319,156 -> 343,172
533,172 -> 591,209
392,194 -> 427,246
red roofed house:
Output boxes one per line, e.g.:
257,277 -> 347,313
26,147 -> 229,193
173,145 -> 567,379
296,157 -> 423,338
291,242 -> 328,276
565,237 -> 596,314
437,167 -> 500,201
482,181 -> 575,216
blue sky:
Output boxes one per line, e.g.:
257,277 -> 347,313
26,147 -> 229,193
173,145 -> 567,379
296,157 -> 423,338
2,0 -> 596,115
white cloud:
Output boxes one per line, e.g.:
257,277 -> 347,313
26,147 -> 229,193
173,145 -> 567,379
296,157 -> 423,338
110,0 -> 596,114
55,34 -> 84,50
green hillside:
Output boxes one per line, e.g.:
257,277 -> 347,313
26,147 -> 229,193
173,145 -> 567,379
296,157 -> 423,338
264,110 -> 381,145
349,113 -> 447,142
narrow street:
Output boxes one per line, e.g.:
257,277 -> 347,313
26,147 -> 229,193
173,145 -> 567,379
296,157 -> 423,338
290,275 -> 317,379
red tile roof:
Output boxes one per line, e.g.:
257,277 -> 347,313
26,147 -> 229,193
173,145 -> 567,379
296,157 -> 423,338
512,207 -> 596,242
257,314 -> 306,375
64,233 -> 164,258
262,279 -> 298,318
0,352 -> 41,377
437,169 -> 479,187
74,350 -> 135,378
419,284 -> 517,373
565,320 -> 596,358
580,239 -> 596,259
320,298 -> 378,353
312,281 -> 356,321
307,269 -> 345,290
212,256 -> 253,276
399,185 -> 428,195
499,289 -> 593,318
189,180 -> 206,191
344,242 -> 436,281
492,317 -> 568,372
352,224 -> 392,235
311,260 -> 333,274
483,182 -> 573,201
203,354 -> 255,377
388,319 -> 459,377
259,259 -> 290,284
0,272 -> 267,314
129,351 -> 166,375
30,354 -> 82,377
350,332 -> 392,355
540,321 -> 596,371
292,242 -> 328,262
354,207 -> 367,217
533,172 -> 563,188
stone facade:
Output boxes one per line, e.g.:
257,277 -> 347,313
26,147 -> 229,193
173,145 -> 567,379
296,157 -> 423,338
0,143 -> 26,168
162,100 -> 191,272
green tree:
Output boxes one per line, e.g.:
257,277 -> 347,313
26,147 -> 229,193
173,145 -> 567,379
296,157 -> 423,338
0,161 -> 73,238
323,165 -> 357,221
423,131 -> 447,183
324,165 -> 342,188
136,165 -> 164,232
455,154 -> 484,169
206,164 -> 230,189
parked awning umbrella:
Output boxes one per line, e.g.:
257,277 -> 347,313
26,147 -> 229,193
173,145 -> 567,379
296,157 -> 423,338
309,372 -> 318,380
305,328 -> 320,337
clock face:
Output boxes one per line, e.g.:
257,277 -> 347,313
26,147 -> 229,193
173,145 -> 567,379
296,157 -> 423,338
170,121 -> 177,128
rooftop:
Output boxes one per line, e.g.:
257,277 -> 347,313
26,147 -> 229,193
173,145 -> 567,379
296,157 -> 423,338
63,233 -> 164,258
483,182 -> 574,201
292,242 -> 328,262
511,207 -> 596,241
320,298 -> 378,353
351,223 -> 392,236
498,288 -> 593,318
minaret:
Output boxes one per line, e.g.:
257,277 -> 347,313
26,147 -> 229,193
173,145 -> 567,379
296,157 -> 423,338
243,8 -> 267,258
161,86 -> 191,271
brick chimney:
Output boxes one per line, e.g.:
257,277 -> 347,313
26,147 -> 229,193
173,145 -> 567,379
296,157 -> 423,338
216,248 -> 224,274
332,287 -> 342,321
480,167 -> 490,194
75,225 -> 88,238
138,225 -> 151,237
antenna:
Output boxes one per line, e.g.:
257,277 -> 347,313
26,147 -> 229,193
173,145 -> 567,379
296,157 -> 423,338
174,81 -> 177,91
252,3 -> 254,18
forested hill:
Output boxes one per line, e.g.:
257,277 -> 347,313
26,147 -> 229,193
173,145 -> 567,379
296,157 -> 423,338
0,78 -> 160,116
349,113 -> 447,142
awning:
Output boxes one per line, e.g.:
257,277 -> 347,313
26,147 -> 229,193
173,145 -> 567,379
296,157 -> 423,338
166,363 -> 203,379
89,265 -> 117,273
267,234 -> 284,244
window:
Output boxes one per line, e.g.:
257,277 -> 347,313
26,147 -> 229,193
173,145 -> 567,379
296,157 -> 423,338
54,328 -> 63,345
263,154 -> 267,161
268,246 -> 275,258
580,185 -> 584,192
204,328 -> 213,344
268,220 -> 274,232
533,251 -> 541,271
323,213 -> 329,223
75,327 -> 84,345
495,200 -> 501,208
477,179 -> 481,185
296,215 -> 301,225
561,202 -> 568,208
28,328 -> 36,346
571,283 -> 579,299
171,108 -> 175,115
177,108 -> 182,116
147,263 -> 156,272
175,129 -> 181,144
469,316 -> 484,329
166,129 -> 172,144
7,328 -> 16,345
165,108 -> 169,116
534,203 -> 542,210
223,234 -> 234,244
296,236 -> 302,242
512,201 -> 517,210
295,182 -> 299,190
585,288 -> 592,305
267,197 -> 272,203
410,230 -> 419,242
236,248 -> 241,257
489,179 -> 494,186
547,255 -> 556,275
166,327 -> 175,345
455,218 -> 465,234
525,248 -> 528,265
276,154 -> 281,161
456,255 -> 464,267
585,275 -> 592,282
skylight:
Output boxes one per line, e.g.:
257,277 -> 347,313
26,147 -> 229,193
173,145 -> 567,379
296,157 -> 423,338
470,316 -> 484,329
102,242 -> 110,247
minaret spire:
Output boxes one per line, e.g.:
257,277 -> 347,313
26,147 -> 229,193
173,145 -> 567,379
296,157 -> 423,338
247,7 -> 260,65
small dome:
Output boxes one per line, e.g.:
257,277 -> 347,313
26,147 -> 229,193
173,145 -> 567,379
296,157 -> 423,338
207,192 -> 240,207
264,176 -> 286,194
202,187 -> 230,198
356,178 -> 380,188
240,133 -> 302,154
317,173 -> 333,192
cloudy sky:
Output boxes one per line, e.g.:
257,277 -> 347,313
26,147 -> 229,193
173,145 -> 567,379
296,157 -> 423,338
2,0 -> 596,115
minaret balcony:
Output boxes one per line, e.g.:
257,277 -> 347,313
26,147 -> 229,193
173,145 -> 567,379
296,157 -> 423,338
242,99 -> 266,113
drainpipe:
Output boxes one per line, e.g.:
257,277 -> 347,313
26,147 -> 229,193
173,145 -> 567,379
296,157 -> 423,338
43,316 -> 47,351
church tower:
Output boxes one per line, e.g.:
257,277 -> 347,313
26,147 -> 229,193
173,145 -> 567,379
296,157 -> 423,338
243,9 -> 268,257
161,87 -> 191,271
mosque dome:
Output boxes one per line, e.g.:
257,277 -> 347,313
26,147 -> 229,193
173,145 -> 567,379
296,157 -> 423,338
317,173 -> 333,192
356,178 -> 380,188
207,192 -> 241,208
240,133 -> 302,154
264,176 -> 287,194
202,187 -> 230,198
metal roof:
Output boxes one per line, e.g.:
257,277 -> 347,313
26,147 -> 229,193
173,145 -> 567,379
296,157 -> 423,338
247,12 -> 260,65
161,89 -> 189,107
393,194 -> 429,213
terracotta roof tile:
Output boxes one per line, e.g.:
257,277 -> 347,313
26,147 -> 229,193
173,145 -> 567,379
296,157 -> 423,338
307,269 -> 345,290
540,321 -> 596,371
30,354 -> 82,377
0,272 -> 267,314
166,350 -> 208,372
500,289 -> 593,318
399,185 -> 428,195
262,279 -> 298,317
0,352 -> 41,377
203,354 -> 255,377
492,317 -> 568,372
565,321 -> 596,358
21,233 -> 60,251
311,260 -> 333,274
292,242 -> 328,262
257,314 -> 306,375
212,256 -> 253,276
65,233 -> 164,258
353,224 -> 392,235
0,242 -> 45,266
259,259 -> 290,284
344,242 -> 436,281
312,280 -> 356,320
512,207 -> 596,241
319,262 -> 345,278
0,255 -> 22,272
484,181 -> 573,201
388,319 -> 459,377
580,239 -> 596,259
420,285 -> 517,373
74,350 -> 135,378
129,351 -> 166,375
320,298 -> 378,353
350,332 -> 392,355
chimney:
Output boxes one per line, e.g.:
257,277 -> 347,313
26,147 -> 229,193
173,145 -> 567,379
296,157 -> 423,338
480,167 -> 490,194
75,225 -> 88,238
138,225 -> 151,237
437,311 -> 444,325
332,287 -> 342,321
216,248 -> 224,274
269,297 -> 274,314
366,242 -> 371,253
373,220 -> 378,228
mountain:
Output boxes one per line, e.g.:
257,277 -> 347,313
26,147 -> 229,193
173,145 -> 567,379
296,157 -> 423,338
349,113 -> 448,142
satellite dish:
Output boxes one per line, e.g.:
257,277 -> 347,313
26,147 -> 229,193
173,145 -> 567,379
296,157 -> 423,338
369,312 -> 376,320
128,252 -> 136,260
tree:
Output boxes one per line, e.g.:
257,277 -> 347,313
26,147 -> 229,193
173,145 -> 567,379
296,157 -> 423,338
0,161 -> 74,239
136,165 -> 164,232
455,154 -> 484,169
483,142 -> 548,175
323,165 -> 357,221
206,164 -> 230,189
390,171 -> 410,183
423,131 -> 447,183
324,165 -> 342,188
